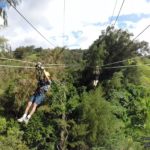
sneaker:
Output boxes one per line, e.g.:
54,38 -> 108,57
24,117 -> 30,124
17,117 -> 25,123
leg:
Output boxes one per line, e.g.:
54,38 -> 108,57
25,101 -> 33,114
18,101 -> 33,123
28,94 -> 44,116
28,103 -> 38,117
24,103 -> 38,124
24,94 -> 44,124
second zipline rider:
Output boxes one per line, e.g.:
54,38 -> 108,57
18,62 -> 52,124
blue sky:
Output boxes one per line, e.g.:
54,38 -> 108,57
112,13 -> 150,23
72,31 -> 83,39
113,13 -> 150,28
0,1 -> 7,8
0,0 -> 150,49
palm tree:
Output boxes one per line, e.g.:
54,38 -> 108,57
0,0 -> 21,27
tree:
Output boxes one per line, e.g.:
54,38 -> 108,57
0,36 -> 7,51
0,0 -> 21,27
0,117 -> 29,150
13,46 -> 35,59
2,0 -> 21,6
82,26 -> 150,86
79,87 -> 124,149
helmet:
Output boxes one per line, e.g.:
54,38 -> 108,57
35,62 -> 42,69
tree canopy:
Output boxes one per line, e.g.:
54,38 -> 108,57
0,27 -> 150,149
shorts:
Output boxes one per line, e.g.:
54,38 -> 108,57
30,93 -> 45,105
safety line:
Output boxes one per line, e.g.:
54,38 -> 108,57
7,0 -> 56,48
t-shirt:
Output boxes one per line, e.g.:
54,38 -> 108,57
35,79 -> 51,94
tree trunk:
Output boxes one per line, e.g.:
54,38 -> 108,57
59,113 -> 66,150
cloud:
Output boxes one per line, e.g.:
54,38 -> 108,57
0,0 -> 150,50
112,13 -> 150,23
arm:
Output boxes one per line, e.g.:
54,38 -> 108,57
35,62 -> 51,83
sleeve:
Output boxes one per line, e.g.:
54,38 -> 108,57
40,85 -> 50,92
40,80 -> 51,93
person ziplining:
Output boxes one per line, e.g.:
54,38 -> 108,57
18,62 -> 52,124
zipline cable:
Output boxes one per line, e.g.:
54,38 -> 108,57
0,57 -> 69,66
0,64 -> 35,68
92,0 -> 125,66
113,0 -> 126,26
109,0 -> 118,25
1,24 -> 150,68
92,0 -> 125,65
103,63 -> 150,69
0,64 -> 68,68
0,57 -> 36,65
101,56 -> 145,67
4,0 -> 149,69
62,0 -> 66,47
1,62 -> 150,70
132,24 -> 150,41
7,0 -> 56,48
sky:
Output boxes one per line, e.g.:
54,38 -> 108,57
0,0 -> 150,50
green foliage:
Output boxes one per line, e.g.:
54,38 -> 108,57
109,71 -> 124,89
0,27 -> 150,149
80,87 -> 123,149
22,112 -> 55,150
0,117 -> 7,133
0,117 -> 29,150
0,36 -> 7,45
0,36 -> 7,51
13,46 -> 35,59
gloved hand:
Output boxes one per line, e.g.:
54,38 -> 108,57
40,66 -> 44,70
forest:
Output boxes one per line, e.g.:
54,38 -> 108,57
0,26 -> 150,150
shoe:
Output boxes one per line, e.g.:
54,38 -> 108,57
17,117 -> 25,123
24,117 -> 30,124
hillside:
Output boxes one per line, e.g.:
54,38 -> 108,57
0,27 -> 150,150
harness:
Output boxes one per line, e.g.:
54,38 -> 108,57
35,62 -> 51,95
